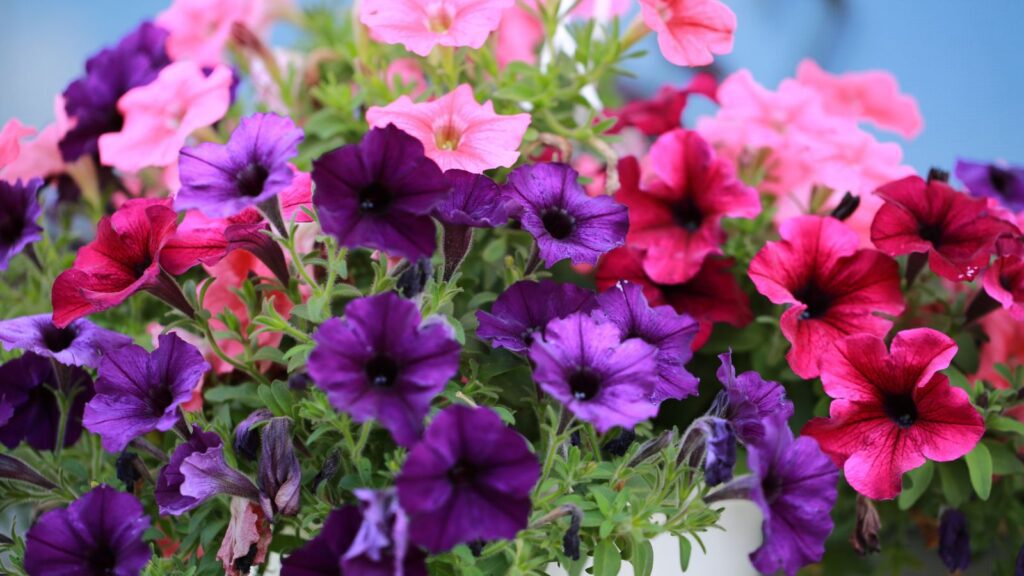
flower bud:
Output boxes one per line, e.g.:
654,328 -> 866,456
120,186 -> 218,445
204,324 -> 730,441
257,417 -> 301,518
0,454 -> 56,490
234,409 -> 273,461
849,494 -> 881,556
938,509 -> 970,572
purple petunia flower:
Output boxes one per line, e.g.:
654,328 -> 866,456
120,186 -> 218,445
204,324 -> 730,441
529,312 -> 660,432
596,281 -> 699,402
747,414 -> 838,576
176,113 -> 304,219
433,170 -> 511,228
0,352 -> 93,451
956,159 -> 1024,213
25,484 -> 152,576
308,292 -> 461,447
0,313 -> 132,368
312,125 -> 450,260
396,405 -> 540,553
939,509 -> 971,572
0,178 -> 44,271
698,417 -> 736,487
502,163 -> 628,267
155,425 -> 259,516
715,351 -> 793,444
476,279 -> 598,354
83,333 -> 209,452
281,506 -> 362,576
235,408 -> 273,461
60,22 -> 170,161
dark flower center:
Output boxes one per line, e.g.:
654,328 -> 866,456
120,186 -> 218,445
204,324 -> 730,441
150,386 -> 175,414
41,324 -> 78,352
541,208 -> 576,240
359,182 -> 393,214
883,393 -> 918,429
0,209 -> 24,245
365,354 -> 399,388
235,162 -> 270,197
794,282 -> 832,320
918,222 -> 944,247
87,543 -> 118,575
988,165 -> 1015,195
448,460 -> 476,484
568,368 -> 602,401
762,473 -> 784,504
131,256 -> 154,279
521,327 -> 539,347
671,198 -> 703,232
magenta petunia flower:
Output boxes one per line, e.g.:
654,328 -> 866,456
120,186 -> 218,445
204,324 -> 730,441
503,163 -> 628,267
715,351 -> 793,444
595,281 -> 699,402
366,85 -> 530,173
607,73 -> 718,137
0,352 -> 93,451
396,405 -> 539,552
0,313 -> 133,368
476,279 -> 598,354
529,312 -> 660,431
360,0 -> 514,57
311,125 -> 450,260
25,485 -> 152,576
175,113 -> 304,218
155,425 -> 260,515
982,236 -> 1024,320
83,333 -> 210,452
748,215 -> 905,379
801,329 -> 985,500
871,174 -> 1019,282
638,0 -> 736,67
308,292 -> 461,446
0,178 -> 43,271
956,159 -> 1024,213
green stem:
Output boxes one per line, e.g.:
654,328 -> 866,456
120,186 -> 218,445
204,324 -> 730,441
199,317 -> 270,386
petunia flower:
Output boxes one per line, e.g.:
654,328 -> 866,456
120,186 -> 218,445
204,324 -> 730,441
83,333 -> 210,452
158,0 -> 284,66
366,84 -> 531,173
311,125 -> 450,261
98,61 -> 233,172
503,162 -> 628,267
476,279 -> 598,354
0,352 -> 93,451
60,21 -> 171,162
25,485 -> 152,576
156,425 -> 260,515
360,0 -> 514,57
938,509 -> 971,572
217,497 -> 273,576
495,2 -> 544,67
714,351 -> 793,444
0,119 -> 35,168
595,281 -> 699,402
871,174 -> 1019,282
396,405 -> 540,552
308,292 -> 461,446
0,178 -> 44,271
606,73 -> 718,136
801,329 -> 985,500
638,0 -> 736,67
617,131 -> 760,284
529,312 -> 660,431
0,313 -> 133,368
176,112 -> 304,223
257,417 -> 301,517
956,158 -> 1024,213
234,408 -> 273,461
434,169 -> 513,279
982,236 -> 1024,320
748,215 -> 904,379
698,417 -> 736,486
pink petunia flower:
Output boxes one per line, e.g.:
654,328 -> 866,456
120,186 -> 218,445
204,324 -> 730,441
157,0 -> 289,66
495,3 -> 544,67
607,73 -> 717,137
385,58 -> 427,98
99,63 -> 233,173
638,0 -> 736,67
2,97 -> 73,182
366,84 -> 531,173
975,309 -> 1024,390
360,0 -> 514,57
748,215 -> 905,379
981,235 -> 1024,320
0,119 -> 35,169
802,329 -> 984,500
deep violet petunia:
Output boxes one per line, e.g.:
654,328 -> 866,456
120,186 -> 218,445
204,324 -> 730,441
748,215 -> 905,379
801,329 -> 985,500
956,159 -> 1024,213
0,352 -> 93,451
24,484 -> 152,576
0,313 -> 133,368
503,162 -> 628,267
234,408 -> 273,461
982,236 -> 1024,320
747,413 -> 839,576
476,279 -> 598,354
595,281 -> 699,402
257,417 -> 301,518
312,124 -> 450,260
938,509 -> 971,572
871,174 -> 1019,282
59,21 -> 171,162
176,112 -> 304,219
396,405 -> 540,552
529,312 -> 660,432
715,351 -> 793,444
616,131 -> 760,284
0,178 -> 43,271
83,332 -> 210,452
433,169 -> 511,228
308,292 -> 461,447
607,73 -> 718,136
281,506 -> 362,576
155,425 -> 260,516
699,416 -> 736,487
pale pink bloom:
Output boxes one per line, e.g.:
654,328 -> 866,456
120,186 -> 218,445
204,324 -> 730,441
0,119 -> 34,169
366,84 -> 531,173
496,4 -> 544,67
796,59 -> 924,139
571,0 -> 631,19
360,0 -> 514,57
99,63 -> 233,172
975,310 -> 1024,390
386,58 -> 427,98
157,0 -> 289,66
639,0 -> 736,67
2,97 -> 73,182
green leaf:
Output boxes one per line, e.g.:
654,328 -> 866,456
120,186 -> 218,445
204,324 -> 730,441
592,540 -> 621,576
984,440 -> 1024,474
964,442 -> 993,500
678,536 -> 692,572
631,539 -> 654,576
938,460 -> 972,507
988,415 -> 1024,436
203,383 -> 262,407
898,460 -> 935,510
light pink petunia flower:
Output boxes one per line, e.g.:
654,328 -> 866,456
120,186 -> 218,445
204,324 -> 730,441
366,84 -> 531,173
2,97 -> 73,182
360,0 -> 514,57
639,0 -> 736,67
98,63 -> 233,173
157,0 -> 290,66
0,119 -> 35,169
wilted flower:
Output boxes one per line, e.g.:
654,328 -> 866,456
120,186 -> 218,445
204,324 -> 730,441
218,497 -> 272,576
850,495 -> 882,556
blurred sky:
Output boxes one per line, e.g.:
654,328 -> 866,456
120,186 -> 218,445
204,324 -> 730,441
1,0 -> 1021,174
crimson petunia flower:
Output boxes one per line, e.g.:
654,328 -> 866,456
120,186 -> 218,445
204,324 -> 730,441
616,130 -> 760,284
801,329 -> 985,500
606,73 -> 717,136
871,174 -> 1019,282
982,236 -> 1024,320
748,215 -> 904,379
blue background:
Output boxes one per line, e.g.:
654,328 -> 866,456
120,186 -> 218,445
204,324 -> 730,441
1,0 -> 1021,174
